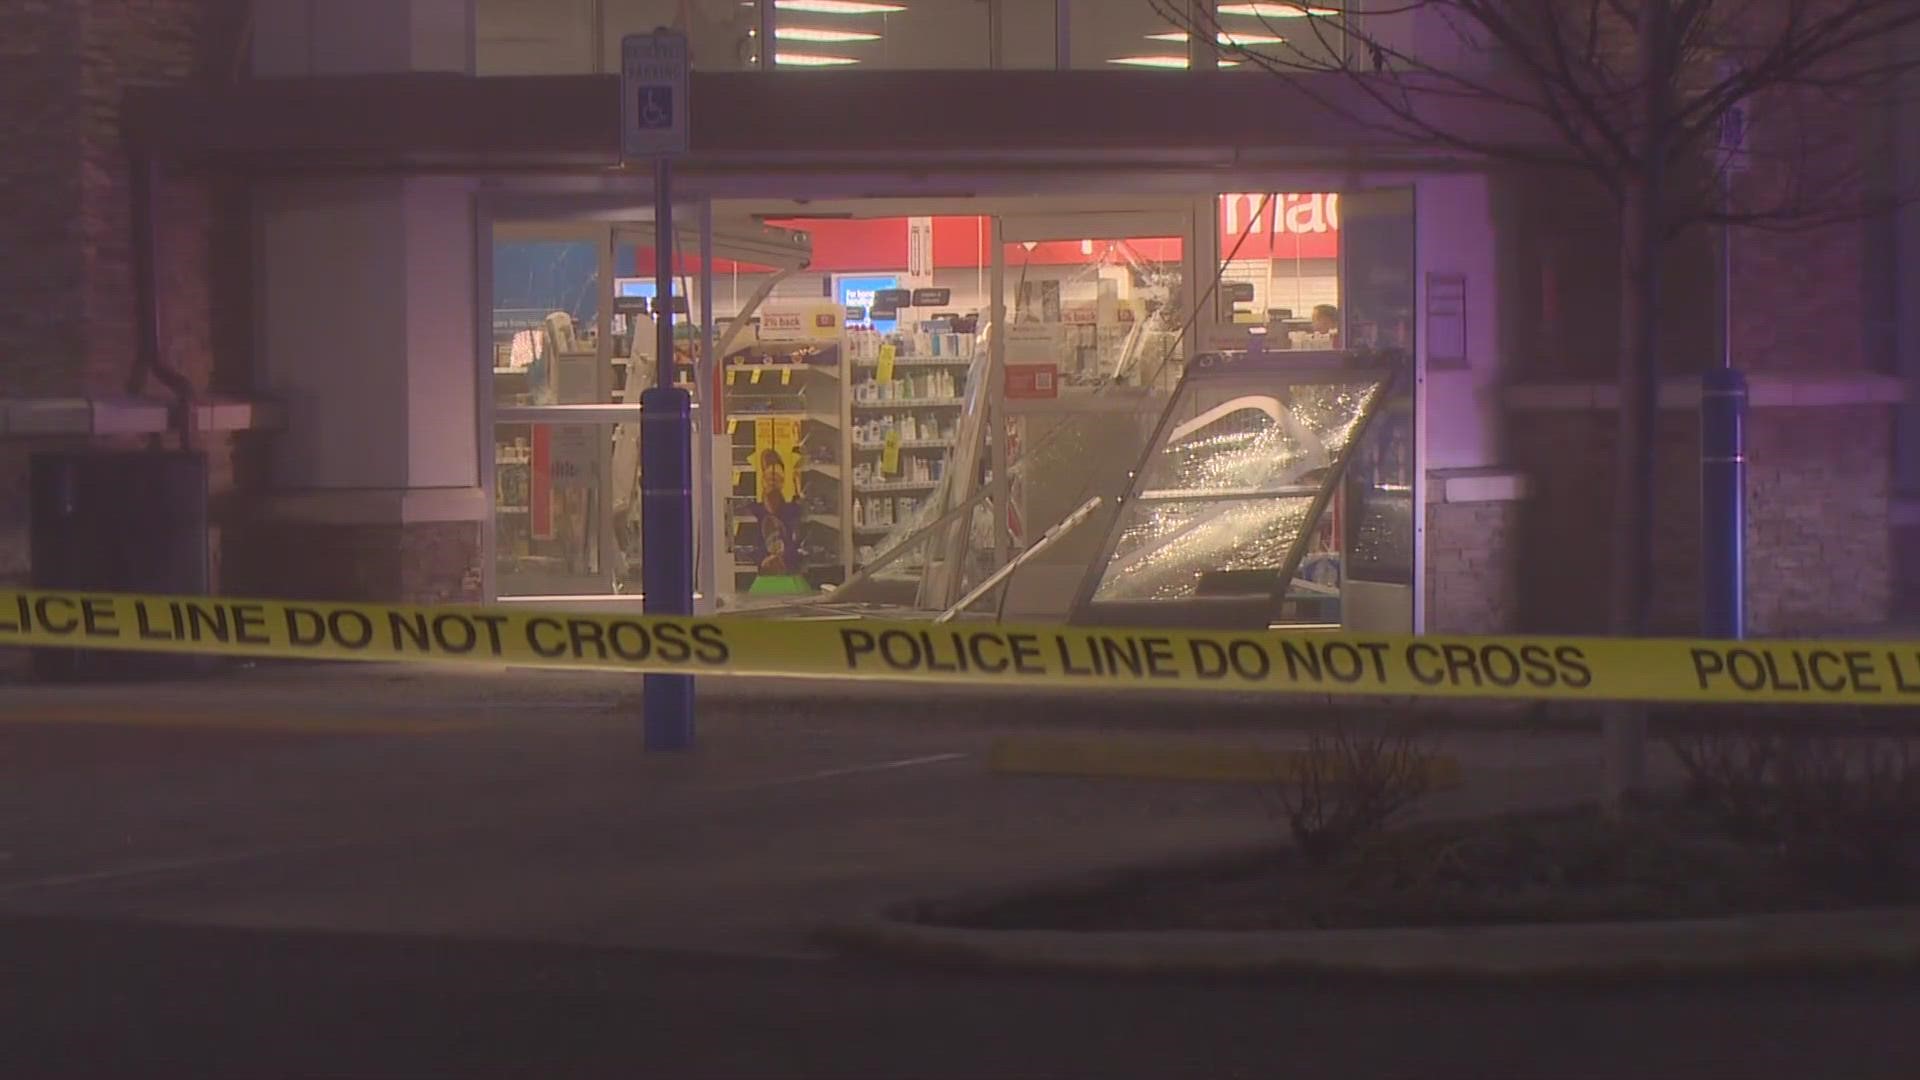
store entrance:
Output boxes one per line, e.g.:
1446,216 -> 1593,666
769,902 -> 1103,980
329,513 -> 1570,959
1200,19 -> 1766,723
482,185 -> 1415,630
483,210 -> 810,607
704,199 -> 1205,620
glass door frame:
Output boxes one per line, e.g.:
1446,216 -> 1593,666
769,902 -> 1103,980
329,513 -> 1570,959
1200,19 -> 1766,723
473,173 -> 1424,627
476,192 -> 722,610
981,207 -> 1201,587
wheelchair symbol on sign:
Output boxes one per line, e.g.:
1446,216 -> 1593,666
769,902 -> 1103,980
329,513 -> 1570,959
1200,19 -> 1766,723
639,87 -> 672,130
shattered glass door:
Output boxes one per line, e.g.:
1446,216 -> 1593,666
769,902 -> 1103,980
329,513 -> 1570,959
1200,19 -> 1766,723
1071,350 -> 1400,629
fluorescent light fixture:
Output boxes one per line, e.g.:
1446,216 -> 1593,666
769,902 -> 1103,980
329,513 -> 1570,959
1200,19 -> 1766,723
1147,30 -> 1287,45
775,51 -> 862,66
774,1 -> 906,14
1108,55 -> 1243,69
1218,3 -> 1340,16
776,26 -> 883,42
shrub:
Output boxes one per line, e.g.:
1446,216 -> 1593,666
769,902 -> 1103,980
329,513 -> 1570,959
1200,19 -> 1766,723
1270,722 -> 1436,867
1664,712 -> 1920,901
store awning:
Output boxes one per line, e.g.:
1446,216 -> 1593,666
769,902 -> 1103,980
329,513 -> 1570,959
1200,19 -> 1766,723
123,70 -> 1561,174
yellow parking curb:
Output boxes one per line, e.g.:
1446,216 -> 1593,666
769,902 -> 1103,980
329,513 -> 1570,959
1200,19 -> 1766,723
988,736 -> 1462,786
0,706 -> 477,735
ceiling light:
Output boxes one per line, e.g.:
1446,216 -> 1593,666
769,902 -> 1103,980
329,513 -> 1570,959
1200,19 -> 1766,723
777,26 -> 883,42
1147,30 -> 1287,45
1109,54 -> 1190,69
775,51 -> 862,66
1108,55 -> 1243,69
1218,3 -> 1340,16
774,1 -> 906,14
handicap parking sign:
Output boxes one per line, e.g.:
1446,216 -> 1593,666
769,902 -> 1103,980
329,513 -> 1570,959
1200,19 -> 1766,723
622,31 -> 688,159
638,86 -> 673,130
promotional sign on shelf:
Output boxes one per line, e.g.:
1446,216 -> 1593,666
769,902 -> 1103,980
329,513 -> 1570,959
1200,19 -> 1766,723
1005,364 -> 1059,400
530,426 -> 553,540
1006,323 -> 1060,364
836,276 -> 899,332
907,217 -> 934,281
758,303 -> 843,344
746,419 -> 806,578
529,424 -> 598,543
881,428 -> 902,477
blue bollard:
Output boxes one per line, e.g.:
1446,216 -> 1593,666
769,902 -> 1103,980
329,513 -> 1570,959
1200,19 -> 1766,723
641,386 -> 696,749
1701,368 -> 1747,639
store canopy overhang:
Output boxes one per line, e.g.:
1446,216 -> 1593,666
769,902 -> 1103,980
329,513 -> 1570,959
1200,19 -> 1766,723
123,70 -> 1564,175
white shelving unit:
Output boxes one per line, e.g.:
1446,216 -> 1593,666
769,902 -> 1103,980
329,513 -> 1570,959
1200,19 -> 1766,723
722,319 -> 852,596
845,326 -> 978,568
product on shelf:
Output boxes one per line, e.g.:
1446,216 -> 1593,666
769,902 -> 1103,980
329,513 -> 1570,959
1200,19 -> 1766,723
722,311 -> 850,595
844,321 -> 979,571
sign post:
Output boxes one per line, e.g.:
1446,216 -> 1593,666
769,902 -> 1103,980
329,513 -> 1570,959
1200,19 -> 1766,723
623,30 -> 695,750
1703,63 -> 1749,640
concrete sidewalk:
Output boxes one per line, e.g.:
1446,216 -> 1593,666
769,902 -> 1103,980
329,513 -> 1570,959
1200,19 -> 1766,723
0,667 -> 1608,958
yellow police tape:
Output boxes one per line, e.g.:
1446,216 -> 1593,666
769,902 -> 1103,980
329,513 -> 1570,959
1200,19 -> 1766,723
2,588 -> 1916,705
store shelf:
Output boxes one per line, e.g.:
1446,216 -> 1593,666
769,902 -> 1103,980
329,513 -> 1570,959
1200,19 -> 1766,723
727,365 -> 840,384
853,438 -> 954,452
726,410 -> 840,425
853,356 -> 973,369
852,398 -> 964,410
855,479 -> 941,493
494,506 -> 529,515
730,461 -> 841,483
732,511 -> 844,531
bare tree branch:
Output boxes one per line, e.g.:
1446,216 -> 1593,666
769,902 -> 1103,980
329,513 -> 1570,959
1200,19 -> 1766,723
1157,0 -> 1920,650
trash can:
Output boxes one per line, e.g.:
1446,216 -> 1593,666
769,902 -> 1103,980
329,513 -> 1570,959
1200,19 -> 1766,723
29,450 -> 218,681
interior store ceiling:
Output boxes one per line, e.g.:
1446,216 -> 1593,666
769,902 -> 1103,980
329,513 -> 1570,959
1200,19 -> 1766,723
473,0 -> 1293,73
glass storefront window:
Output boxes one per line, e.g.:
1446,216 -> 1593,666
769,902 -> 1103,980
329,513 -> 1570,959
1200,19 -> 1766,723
1068,0 -> 1185,69
604,0 -> 762,72
1080,357 -> 1392,626
712,214 -> 993,604
491,232 -> 610,408
1211,3 -> 1349,71
1001,233 -> 1186,390
476,0 -> 599,74
771,0 -> 988,69
482,191 -> 1413,629
489,216 -> 700,600
997,0 -> 1058,68
472,1 -> 1347,73
478,0 -> 762,74
1216,191 -> 1342,337
492,419 -> 622,595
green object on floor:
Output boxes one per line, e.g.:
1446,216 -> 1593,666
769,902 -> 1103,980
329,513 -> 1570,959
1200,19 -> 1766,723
748,574 -> 813,597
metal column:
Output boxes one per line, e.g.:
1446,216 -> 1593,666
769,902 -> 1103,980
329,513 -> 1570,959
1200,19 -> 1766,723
641,160 -> 695,749
989,216 -> 1010,569
1701,369 -> 1747,639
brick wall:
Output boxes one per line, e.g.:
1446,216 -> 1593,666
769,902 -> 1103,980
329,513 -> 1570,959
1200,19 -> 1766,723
0,0 -> 251,599
223,520 -> 484,606
77,0 -> 250,396
1511,411 -> 1699,635
0,1 -> 87,397
1745,406 -> 1892,633
1424,499 -> 1521,634
1508,62 -> 1891,635
1510,405 -> 1892,636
